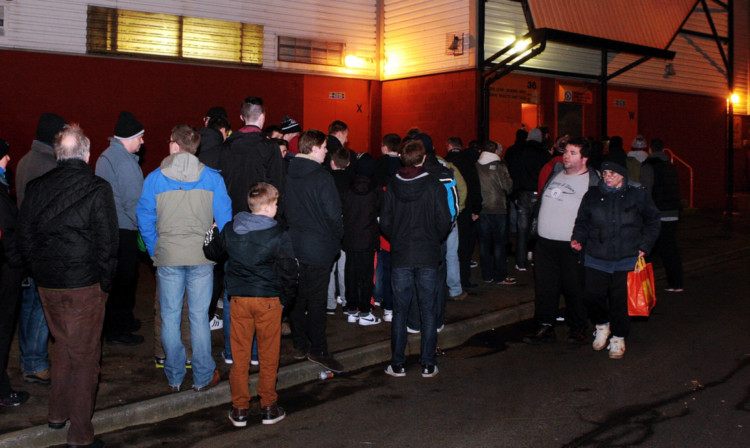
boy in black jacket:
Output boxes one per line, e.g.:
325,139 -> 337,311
204,182 -> 298,427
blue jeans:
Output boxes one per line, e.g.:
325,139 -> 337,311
477,214 -> 509,282
445,225 -> 462,296
157,264 -> 216,388
391,267 -> 439,367
18,278 -> 50,374
373,250 -> 393,311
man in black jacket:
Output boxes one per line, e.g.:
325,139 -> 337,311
505,127 -> 551,271
380,139 -> 452,378
0,138 -> 29,408
18,124 -> 118,448
286,129 -> 344,372
445,136 -> 483,290
219,96 -> 286,364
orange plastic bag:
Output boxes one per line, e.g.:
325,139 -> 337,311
627,256 -> 656,316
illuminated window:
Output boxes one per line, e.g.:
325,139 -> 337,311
87,6 -> 263,65
278,36 -> 344,66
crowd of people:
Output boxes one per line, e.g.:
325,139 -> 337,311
0,96 -> 684,447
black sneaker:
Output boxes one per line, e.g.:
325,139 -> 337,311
421,365 -> 438,378
566,328 -> 587,344
307,353 -> 344,373
106,332 -> 144,346
154,357 -> 166,368
261,403 -> 286,425
385,364 -> 405,377
228,407 -> 248,427
326,307 -> 336,315
522,325 -> 556,345
0,390 -> 30,407
292,347 -> 309,360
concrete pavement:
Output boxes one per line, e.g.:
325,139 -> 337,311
0,210 -> 748,447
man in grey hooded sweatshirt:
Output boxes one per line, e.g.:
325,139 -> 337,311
137,124 -> 232,392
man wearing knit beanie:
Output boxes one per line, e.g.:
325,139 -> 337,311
13,112 -> 67,387
95,111 -> 146,346
281,115 -> 302,154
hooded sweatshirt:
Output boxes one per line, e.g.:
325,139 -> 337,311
476,151 -> 513,214
137,151 -> 232,266
380,166 -> 452,268
204,212 -> 298,307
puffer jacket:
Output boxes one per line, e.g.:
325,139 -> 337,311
137,151 -> 232,266
572,180 -> 661,261
380,166 -> 452,269
18,159 -> 119,292
285,155 -> 343,267
203,212 -> 298,307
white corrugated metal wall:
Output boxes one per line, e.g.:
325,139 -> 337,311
0,0 -> 379,79
484,0 -> 748,112
382,0 -> 474,80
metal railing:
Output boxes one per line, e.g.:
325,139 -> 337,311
664,148 -> 694,208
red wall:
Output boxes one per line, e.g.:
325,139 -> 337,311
0,49 -> 304,179
638,89 -> 726,208
381,70 -> 478,157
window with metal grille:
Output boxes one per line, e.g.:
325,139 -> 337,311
278,36 -> 344,66
87,6 -> 263,66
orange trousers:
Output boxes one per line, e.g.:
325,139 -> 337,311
229,296 -> 282,409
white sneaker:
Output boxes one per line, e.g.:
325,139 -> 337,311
345,311 -> 359,323
407,326 -> 420,334
209,316 -> 223,331
437,324 -> 444,333
383,309 -> 393,322
358,313 -> 381,326
607,337 -> 626,359
592,324 -> 611,351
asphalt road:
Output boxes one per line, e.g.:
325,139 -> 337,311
90,257 -> 749,448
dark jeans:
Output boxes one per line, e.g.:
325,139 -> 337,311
39,284 -> 107,446
0,264 -> 23,397
391,266 -> 439,367
477,214 -> 509,282
515,191 -> 537,269
373,249 -> 393,311
407,246 -> 446,330
345,250 -> 375,314
290,263 -> 331,356
104,229 -> 139,337
584,267 -> 630,338
650,220 -> 683,289
533,238 -> 587,330
456,210 -> 475,287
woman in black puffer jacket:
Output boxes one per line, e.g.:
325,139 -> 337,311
571,150 -> 660,360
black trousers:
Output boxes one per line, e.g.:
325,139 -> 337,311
533,238 -> 587,331
104,229 -> 139,337
290,263 -> 331,356
650,220 -> 683,289
344,250 -> 375,314
0,263 -> 23,397
584,267 -> 630,338
456,210 -> 475,287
